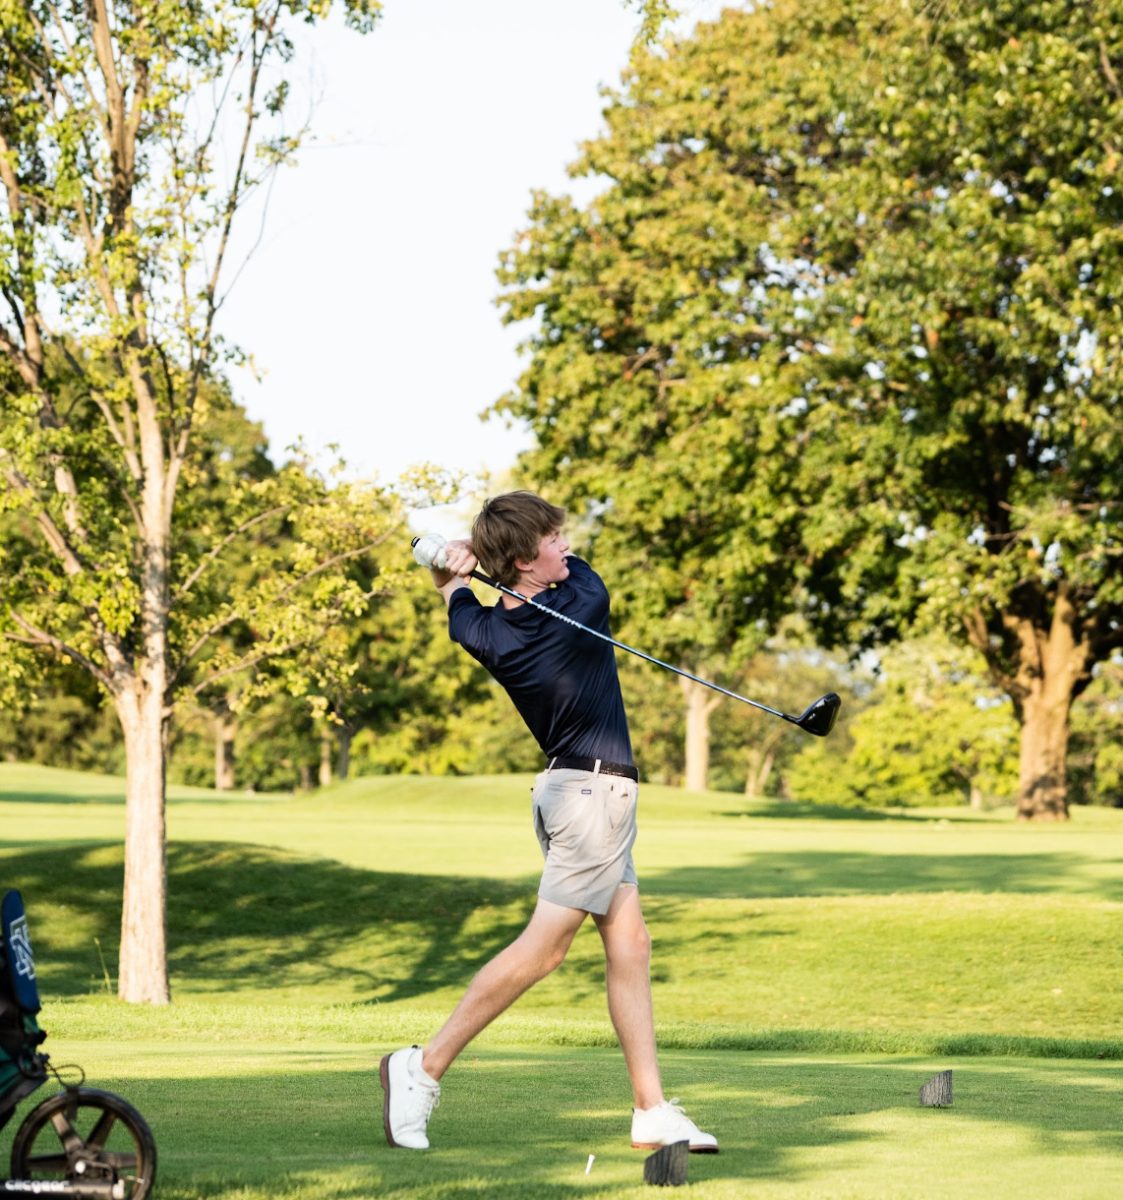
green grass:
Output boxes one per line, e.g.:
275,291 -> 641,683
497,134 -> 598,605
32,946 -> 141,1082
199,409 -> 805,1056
4,1044 -> 1121,1199
1,764 -> 1122,1197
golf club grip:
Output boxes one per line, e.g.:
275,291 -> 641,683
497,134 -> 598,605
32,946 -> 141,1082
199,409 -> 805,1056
410,538 -> 495,586
409,537 -> 488,581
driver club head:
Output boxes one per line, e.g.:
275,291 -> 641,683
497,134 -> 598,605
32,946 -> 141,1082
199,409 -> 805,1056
794,692 -> 841,737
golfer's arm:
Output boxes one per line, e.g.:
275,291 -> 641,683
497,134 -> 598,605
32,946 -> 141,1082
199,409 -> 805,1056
433,570 -> 472,607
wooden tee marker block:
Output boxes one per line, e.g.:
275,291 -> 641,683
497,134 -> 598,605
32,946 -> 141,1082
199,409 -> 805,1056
644,1140 -> 690,1186
919,1069 -> 953,1107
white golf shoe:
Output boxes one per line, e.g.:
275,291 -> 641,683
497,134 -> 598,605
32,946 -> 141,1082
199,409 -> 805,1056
631,1098 -> 719,1153
380,1045 -> 440,1150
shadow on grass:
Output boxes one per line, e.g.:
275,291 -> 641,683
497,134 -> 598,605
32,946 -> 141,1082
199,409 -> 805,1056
643,851 -> 1123,902
0,782 -> 276,808
4,1056 -> 1119,1199
0,840 -> 539,1002
0,788 -> 124,807
4,836 -> 1121,1013
722,801 -> 1003,823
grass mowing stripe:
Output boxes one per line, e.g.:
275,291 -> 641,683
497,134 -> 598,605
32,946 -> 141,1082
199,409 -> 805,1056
36,999 -> 1123,1061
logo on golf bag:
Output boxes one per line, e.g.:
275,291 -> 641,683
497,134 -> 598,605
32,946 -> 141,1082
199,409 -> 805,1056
9,914 -> 35,980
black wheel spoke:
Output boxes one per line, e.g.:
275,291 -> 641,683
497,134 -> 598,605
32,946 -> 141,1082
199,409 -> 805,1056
88,1108 -> 119,1150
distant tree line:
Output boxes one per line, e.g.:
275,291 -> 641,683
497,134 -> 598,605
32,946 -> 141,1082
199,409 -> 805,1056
4,530 -> 1122,809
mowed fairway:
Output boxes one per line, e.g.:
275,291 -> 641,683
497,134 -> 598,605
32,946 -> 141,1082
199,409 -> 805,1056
1,764 -> 1121,1198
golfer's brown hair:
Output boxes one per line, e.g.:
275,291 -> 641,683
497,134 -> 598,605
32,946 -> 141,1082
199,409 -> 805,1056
471,492 -> 566,587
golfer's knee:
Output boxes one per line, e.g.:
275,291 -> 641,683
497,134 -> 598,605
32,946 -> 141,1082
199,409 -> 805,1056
514,931 -> 571,982
608,922 -> 651,971
539,941 -> 569,977
507,945 -> 564,989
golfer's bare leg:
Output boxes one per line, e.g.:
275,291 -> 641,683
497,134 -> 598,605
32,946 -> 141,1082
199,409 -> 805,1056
594,884 -> 664,1110
421,897 -> 586,1080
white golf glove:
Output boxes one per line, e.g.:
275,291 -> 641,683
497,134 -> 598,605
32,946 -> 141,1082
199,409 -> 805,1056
412,532 -> 449,571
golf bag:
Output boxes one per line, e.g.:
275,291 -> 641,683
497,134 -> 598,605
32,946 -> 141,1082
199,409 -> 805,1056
1,890 -> 156,1199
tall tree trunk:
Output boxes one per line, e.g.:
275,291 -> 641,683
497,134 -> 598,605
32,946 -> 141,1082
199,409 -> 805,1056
972,587 -> 1095,823
679,677 -> 722,792
745,746 -> 777,799
214,706 -> 236,791
116,678 -> 170,1004
117,374 -> 173,1002
319,729 -> 333,788
336,725 -> 352,782
1016,689 -> 1073,821
745,727 -> 783,799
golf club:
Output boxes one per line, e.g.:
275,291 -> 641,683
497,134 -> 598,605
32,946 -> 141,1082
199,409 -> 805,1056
411,538 -> 841,736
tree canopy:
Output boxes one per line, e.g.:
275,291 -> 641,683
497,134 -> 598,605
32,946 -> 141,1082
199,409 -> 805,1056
0,0 -> 384,1001
496,0 -> 1123,819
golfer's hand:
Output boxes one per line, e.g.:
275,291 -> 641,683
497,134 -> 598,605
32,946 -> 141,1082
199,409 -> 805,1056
440,539 -> 478,580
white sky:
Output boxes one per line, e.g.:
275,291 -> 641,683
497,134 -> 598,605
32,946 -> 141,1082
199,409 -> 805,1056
219,1 -> 727,503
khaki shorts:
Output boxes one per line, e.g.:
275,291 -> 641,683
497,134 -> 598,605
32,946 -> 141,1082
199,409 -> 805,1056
531,767 -> 638,915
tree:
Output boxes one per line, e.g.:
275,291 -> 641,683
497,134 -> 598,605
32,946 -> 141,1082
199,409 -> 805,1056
781,0 -> 1123,822
0,0 -> 383,1002
608,635 -> 855,794
494,2 -> 879,789
785,637 -> 1019,809
495,0 -> 1123,820
0,654 -> 122,772
496,170 -> 774,790
171,393 -> 276,793
707,641 -> 856,798
1068,655 -> 1123,807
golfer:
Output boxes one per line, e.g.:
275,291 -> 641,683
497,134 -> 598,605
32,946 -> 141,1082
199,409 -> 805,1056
380,491 -> 717,1154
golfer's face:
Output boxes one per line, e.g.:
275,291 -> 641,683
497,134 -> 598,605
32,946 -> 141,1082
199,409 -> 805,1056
533,528 -> 570,582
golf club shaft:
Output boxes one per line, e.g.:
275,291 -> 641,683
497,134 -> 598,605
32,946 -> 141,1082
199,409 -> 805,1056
467,569 -> 800,726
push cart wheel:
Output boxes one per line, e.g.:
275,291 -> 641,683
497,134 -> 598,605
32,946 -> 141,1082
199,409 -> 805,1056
10,1086 -> 157,1199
